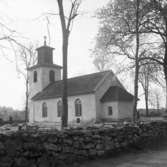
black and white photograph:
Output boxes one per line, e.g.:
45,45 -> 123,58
0,0 -> 166,166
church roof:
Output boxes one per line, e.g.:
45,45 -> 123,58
101,86 -> 134,102
27,64 -> 62,70
32,71 -> 112,101
36,45 -> 54,50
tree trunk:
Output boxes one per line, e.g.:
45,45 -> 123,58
62,33 -> 68,128
133,0 -> 140,122
156,93 -> 160,112
164,48 -> 167,109
133,61 -> 139,122
166,85 -> 167,110
145,72 -> 149,117
165,19 -> 167,110
25,78 -> 29,122
145,88 -> 149,116
57,0 -> 69,129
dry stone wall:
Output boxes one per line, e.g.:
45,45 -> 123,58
0,121 -> 167,167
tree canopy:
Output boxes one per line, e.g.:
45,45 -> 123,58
93,0 -> 167,114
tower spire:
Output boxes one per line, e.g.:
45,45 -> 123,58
44,36 -> 47,46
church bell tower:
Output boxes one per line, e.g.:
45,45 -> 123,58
28,37 -> 62,100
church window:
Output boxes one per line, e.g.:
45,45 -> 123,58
75,99 -> 82,116
108,106 -> 113,116
57,100 -> 62,117
49,70 -> 55,82
33,71 -> 37,82
76,118 -> 80,123
42,102 -> 47,118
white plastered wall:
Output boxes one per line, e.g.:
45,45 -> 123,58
31,94 -> 96,125
28,66 -> 61,122
117,101 -> 133,119
102,102 -> 118,119
28,67 -> 61,99
28,68 -> 43,99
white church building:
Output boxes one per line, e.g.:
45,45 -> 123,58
28,41 -> 134,127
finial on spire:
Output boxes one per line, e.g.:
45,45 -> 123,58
44,36 -> 47,46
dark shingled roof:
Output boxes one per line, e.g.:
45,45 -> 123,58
101,86 -> 134,102
32,71 -> 110,101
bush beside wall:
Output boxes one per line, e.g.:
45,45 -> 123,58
0,121 -> 167,167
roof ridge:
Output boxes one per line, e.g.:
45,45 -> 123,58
42,70 -> 111,85
67,70 -> 110,80
40,71 -> 111,92
93,71 -> 111,91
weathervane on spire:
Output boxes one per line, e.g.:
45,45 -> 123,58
44,36 -> 47,46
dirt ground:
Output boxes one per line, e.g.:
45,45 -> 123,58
78,141 -> 167,167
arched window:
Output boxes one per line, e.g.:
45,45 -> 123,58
49,70 -> 55,82
57,100 -> 62,117
33,71 -> 37,82
75,99 -> 82,116
42,102 -> 47,118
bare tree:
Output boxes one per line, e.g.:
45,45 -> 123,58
94,0 -> 150,122
139,65 -> 150,117
131,0 -> 141,121
57,0 -> 81,129
92,47 -> 112,71
149,88 -> 162,112
134,0 -> 167,108
16,44 -> 37,122
93,0 -> 167,122
0,18 -> 27,50
139,62 -> 161,116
